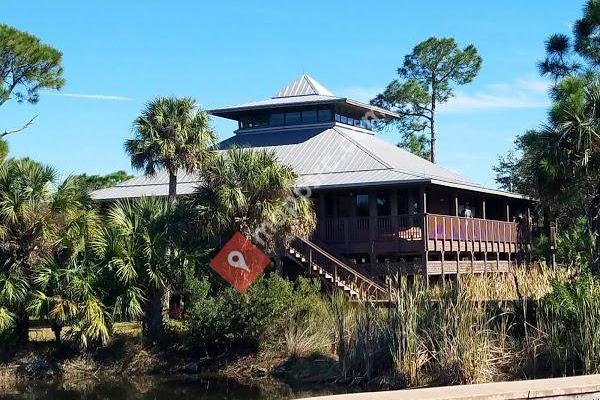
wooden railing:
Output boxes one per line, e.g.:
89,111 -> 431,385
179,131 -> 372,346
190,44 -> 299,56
288,237 -> 389,301
315,214 -> 425,243
315,213 -> 529,250
425,214 -> 525,244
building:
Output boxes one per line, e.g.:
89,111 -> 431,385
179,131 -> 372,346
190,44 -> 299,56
92,74 -> 533,297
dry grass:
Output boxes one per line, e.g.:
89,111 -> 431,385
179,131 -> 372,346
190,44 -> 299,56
435,264 -> 573,301
28,321 -> 141,343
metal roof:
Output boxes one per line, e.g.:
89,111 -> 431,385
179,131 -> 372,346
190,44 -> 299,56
274,74 -> 334,97
208,74 -> 398,120
91,123 -> 528,201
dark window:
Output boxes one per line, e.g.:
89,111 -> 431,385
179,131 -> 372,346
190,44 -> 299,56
270,113 -> 284,126
356,194 -> 369,217
285,111 -> 301,125
376,193 -> 391,216
318,108 -> 332,122
335,113 -> 341,122
324,195 -> 335,217
341,115 -> 348,124
337,195 -> 352,218
302,109 -> 317,123
397,192 -> 409,215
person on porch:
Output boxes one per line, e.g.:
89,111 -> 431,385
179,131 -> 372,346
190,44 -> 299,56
463,202 -> 473,218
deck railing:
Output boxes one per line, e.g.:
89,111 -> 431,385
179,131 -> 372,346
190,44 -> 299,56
315,213 -> 528,247
425,214 -> 526,245
315,214 -> 425,243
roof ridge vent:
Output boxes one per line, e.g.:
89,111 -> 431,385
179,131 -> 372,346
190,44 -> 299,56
273,74 -> 334,98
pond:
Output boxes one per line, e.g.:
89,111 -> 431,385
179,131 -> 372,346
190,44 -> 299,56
0,375 -> 348,400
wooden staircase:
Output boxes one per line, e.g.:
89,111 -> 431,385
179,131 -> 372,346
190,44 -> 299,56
286,237 -> 390,301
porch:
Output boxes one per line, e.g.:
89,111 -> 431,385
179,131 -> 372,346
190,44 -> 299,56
312,185 -> 532,278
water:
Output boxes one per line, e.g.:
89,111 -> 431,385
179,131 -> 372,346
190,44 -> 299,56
0,375 -> 347,400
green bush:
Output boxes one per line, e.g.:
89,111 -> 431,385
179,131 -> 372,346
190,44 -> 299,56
184,272 -> 322,353
535,275 -> 600,376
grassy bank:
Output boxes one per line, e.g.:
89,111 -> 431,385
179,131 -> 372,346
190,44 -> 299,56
2,264 -> 599,392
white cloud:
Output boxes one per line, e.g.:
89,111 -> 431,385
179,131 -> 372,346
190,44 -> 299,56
50,92 -> 133,101
338,76 -> 551,113
440,77 -> 550,113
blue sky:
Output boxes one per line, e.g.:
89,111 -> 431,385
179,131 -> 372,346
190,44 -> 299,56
2,1 -> 584,187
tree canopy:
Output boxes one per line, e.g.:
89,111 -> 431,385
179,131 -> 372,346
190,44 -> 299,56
0,24 -> 64,137
125,97 -> 217,203
371,37 -> 482,163
72,170 -> 133,191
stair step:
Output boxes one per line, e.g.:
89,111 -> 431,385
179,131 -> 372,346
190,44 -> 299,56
285,239 -> 386,301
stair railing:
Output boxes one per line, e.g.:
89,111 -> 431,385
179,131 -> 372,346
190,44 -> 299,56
288,237 -> 389,301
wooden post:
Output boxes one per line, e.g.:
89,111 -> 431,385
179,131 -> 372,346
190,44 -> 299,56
369,192 -> 377,270
419,186 -> 427,213
481,198 -> 487,220
454,193 -> 459,217
419,186 -> 428,281
456,251 -> 461,285
441,250 -> 445,283
482,198 -> 487,274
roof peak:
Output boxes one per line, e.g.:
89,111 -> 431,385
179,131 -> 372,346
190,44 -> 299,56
273,74 -> 334,98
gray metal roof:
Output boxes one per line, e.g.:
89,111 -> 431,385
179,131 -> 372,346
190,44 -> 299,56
208,74 -> 398,120
274,74 -> 334,97
91,123 -> 528,201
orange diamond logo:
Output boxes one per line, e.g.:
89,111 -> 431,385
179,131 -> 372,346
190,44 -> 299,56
209,232 -> 271,293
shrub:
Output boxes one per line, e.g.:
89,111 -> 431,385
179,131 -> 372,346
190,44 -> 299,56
184,272 -> 323,353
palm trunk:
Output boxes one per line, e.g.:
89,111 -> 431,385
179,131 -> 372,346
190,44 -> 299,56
143,286 -> 167,344
168,171 -> 177,205
162,170 -> 177,330
14,311 -> 29,345
51,321 -> 62,343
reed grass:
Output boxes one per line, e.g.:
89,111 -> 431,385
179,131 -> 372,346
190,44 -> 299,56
303,265 -> 599,388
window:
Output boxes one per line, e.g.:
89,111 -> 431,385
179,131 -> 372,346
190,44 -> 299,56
302,109 -> 317,123
318,108 -> 332,122
285,111 -> 301,125
337,195 -> 352,217
237,106 -> 374,130
397,192 -> 409,215
270,113 -> 284,126
324,195 -> 335,217
356,194 -> 369,217
376,193 -> 391,216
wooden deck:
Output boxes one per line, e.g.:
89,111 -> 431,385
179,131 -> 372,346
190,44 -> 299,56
315,213 -> 528,254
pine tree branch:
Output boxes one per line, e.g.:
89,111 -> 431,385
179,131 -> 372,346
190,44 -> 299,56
1,115 -> 37,137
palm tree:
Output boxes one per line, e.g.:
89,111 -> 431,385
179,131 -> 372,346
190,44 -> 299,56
125,97 -> 217,204
30,178 -> 111,348
188,147 -> 315,253
96,197 -> 175,342
0,159 -> 88,343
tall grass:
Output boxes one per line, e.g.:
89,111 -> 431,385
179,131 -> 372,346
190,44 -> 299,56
309,265 -> 599,388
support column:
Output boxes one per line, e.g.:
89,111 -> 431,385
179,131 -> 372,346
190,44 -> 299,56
482,197 -> 487,273
454,192 -> 460,279
390,190 -> 399,253
453,192 -> 459,217
419,186 -> 428,282
368,192 -> 377,271
419,186 -> 427,213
